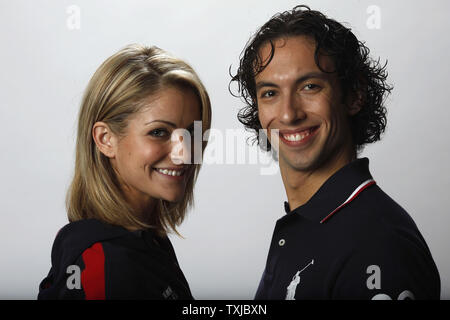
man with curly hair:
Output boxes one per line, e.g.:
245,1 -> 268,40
230,5 -> 440,300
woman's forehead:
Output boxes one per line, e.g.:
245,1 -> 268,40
129,87 -> 201,126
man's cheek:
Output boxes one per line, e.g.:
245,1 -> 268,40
258,110 -> 274,130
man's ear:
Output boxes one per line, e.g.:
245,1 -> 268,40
92,122 -> 117,158
347,91 -> 363,116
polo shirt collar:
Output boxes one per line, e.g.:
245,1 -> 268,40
283,157 -> 373,223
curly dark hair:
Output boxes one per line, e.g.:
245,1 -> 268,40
229,5 -> 393,152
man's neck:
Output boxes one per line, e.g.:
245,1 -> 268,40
281,149 -> 355,211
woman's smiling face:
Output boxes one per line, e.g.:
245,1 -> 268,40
106,85 -> 201,212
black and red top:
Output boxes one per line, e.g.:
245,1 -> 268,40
38,219 -> 193,300
255,158 -> 441,300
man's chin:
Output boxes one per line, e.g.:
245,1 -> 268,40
280,151 -> 321,173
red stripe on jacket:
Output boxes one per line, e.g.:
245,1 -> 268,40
81,242 -> 106,300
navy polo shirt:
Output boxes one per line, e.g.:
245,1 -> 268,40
255,158 -> 441,300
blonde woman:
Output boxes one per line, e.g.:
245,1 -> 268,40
38,44 -> 211,300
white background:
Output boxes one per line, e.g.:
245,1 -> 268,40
0,0 -> 449,299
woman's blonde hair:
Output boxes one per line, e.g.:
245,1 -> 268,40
66,44 -> 211,235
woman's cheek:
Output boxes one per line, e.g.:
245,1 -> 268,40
144,142 -> 167,164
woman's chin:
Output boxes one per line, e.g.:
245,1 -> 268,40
161,192 -> 184,203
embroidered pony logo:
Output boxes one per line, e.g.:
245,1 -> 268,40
286,259 -> 314,300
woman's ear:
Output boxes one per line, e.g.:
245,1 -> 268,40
92,122 -> 117,158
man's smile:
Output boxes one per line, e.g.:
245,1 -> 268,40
278,125 -> 320,147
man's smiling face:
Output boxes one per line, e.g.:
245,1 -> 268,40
255,35 -> 356,174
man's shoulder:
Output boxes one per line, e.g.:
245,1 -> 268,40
344,184 -> 420,236
328,186 -> 441,299
328,183 -> 434,260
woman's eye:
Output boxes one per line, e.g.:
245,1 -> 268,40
149,128 -> 169,137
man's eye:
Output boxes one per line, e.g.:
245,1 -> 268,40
261,90 -> 277,98
149,128 -> 169,137
303,84 -> 321,91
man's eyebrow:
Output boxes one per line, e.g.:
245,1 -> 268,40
255,81 -> 280,91
255,71 -> 329,91
295,72 -> 329,84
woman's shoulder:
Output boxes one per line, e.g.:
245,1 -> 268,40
39,219 -> 155,299
50,219 -> 131,264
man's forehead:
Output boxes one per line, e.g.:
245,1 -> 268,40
255,35 -> 335,82
257,36 -> 316,61
259,35 -> 315,51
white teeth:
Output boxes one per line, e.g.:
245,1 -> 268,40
155,168 -> 184,177
283,130 -> 310,142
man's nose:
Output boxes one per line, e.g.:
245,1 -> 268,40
279,94 -> 306,125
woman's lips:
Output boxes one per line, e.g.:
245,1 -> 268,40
278,126 -> 320,147
152,167 -> 187,180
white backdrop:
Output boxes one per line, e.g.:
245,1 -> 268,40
0,0 -> 449,299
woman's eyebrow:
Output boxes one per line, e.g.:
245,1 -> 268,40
144,120 -> 177,127
145,120 -> 197,130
